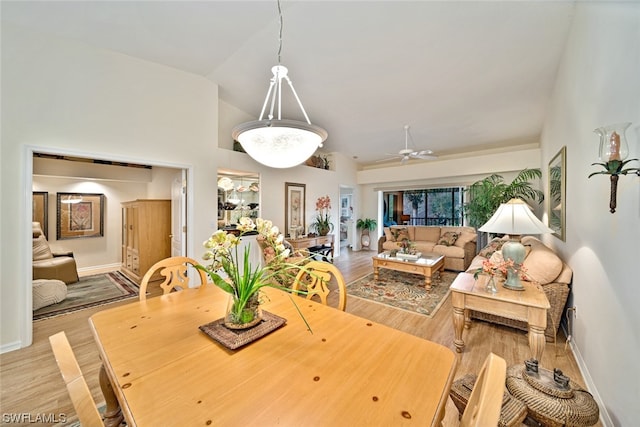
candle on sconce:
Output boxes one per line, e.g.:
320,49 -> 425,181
609,131 -> 621,161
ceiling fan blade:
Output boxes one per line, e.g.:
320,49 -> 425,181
374,156 -> 401,163
413,154 -> 438,160
416,150 -> 434,156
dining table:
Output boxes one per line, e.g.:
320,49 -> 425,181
89,284 -> 458,426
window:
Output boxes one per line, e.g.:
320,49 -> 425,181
389,187 -> 463,226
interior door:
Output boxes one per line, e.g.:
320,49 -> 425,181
171,170 -> 187,257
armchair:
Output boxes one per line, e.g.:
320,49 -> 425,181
32,222 -> 79,284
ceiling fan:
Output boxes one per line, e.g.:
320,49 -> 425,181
378,125 -> 438,164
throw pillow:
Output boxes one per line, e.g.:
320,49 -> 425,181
384,227 -> 394,242
437,231 -> 459,246
390,227 -> 409,242
478,238 -> 506,258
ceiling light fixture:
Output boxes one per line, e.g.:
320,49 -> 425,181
231,0 -> 327,169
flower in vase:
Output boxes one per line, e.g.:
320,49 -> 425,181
197,217 -> 310,330
310,195 -> 333,235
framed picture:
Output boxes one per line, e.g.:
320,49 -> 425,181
284,182 -> 305,238
548,146 -> 566,241
57,193 -> 105,239
32,192 -> 49,238
340,195 -> 352,219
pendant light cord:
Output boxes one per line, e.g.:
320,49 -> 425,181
277,0 -> 283,65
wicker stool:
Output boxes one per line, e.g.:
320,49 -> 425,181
450,373 -> 528,427
506,361 -> 599,426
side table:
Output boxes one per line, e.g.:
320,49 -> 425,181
450,273 -> 550,361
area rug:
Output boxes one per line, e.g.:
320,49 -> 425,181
33,271 -> 139,321
346,269 -> 456,317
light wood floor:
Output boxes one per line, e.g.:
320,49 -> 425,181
0,249 -> 599,426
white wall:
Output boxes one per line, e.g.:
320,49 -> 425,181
1,25 -> 218,351
539,3 -> 639,425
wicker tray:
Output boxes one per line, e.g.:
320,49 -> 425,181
199,311 -> 286,350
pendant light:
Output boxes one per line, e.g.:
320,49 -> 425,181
231,0 -> 328,169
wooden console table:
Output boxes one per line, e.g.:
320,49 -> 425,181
288,234 -> 334,261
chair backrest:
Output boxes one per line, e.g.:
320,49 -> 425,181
460,352 -> 507,427
49,331 -> 104,426
291,260 -> 347,311
33,222 -> 54,261
139,256 -> 207,301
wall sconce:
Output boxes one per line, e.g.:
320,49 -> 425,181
588,122 -> 639,213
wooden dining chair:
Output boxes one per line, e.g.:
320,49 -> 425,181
459,352 -> 507,427
292,260 -> 347,311
139,256 -> 207,301
49,331 -> 104,426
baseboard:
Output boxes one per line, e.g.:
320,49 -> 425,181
562,324 -> 613,426
0,340 -> 23,354
77,263 -> 122,277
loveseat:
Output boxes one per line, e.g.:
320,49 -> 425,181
377,225 -> 477,271
465,235 -> 572,342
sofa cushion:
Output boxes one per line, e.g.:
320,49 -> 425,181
413,226 -> 441,242
433,245 -> 465,258
384,227 -> 394,242
437,231 -> 459,246
413,242 -> 436,253
454,231 -> 477,248
522,236 -> 563,284
478,237 -> 507,258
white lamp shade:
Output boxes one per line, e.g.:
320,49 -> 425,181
233,120 -> 327,169
478,198 -> 553,235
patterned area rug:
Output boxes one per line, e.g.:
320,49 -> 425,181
33,271 -> 139,321
346,269 -> 456,317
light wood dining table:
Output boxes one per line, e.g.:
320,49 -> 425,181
89,285 -> 458,426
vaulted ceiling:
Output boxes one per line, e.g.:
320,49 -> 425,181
2,1 -> 575,167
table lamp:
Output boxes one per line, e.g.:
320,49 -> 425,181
478,198 -> 553,290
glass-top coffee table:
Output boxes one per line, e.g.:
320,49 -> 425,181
372,252 -> 445,291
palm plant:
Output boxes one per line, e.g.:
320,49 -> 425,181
464,168 -> 544,228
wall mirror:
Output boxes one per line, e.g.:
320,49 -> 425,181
548,146 -> 566,241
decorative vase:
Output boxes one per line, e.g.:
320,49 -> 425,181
361,229 -> 371,249
317,224 -> 330,236
486,276 -> 498,294
224,293 -> 262,330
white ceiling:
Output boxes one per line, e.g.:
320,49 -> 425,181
2,1 -> 575,167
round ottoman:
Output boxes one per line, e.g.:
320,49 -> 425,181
33,279 -> 67,311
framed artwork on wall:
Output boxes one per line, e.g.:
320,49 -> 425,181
57,192 -> 105,239
33,191 -> 49,238
284,182 -> 305,238
548,146 -> 566,241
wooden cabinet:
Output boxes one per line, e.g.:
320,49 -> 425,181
121,199 -> 171,284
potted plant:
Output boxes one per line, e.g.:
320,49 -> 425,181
310,195 -> 334,236
197,217 -> 310,331
356,218 -> 377,249
464,168 -> 544,248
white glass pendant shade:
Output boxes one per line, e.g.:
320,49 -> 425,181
233,119 -> 327,169
596,122 -> 630,162
232,63 -> 327,169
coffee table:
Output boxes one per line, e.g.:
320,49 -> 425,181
372,252 -> 444,291
450,272 -> 550,361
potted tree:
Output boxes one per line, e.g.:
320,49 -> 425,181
356,218 -> 377,250
464,168 -> 544,248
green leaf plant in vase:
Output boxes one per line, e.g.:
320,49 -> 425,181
197,217 -> 311,331
310,195 -> 334,236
